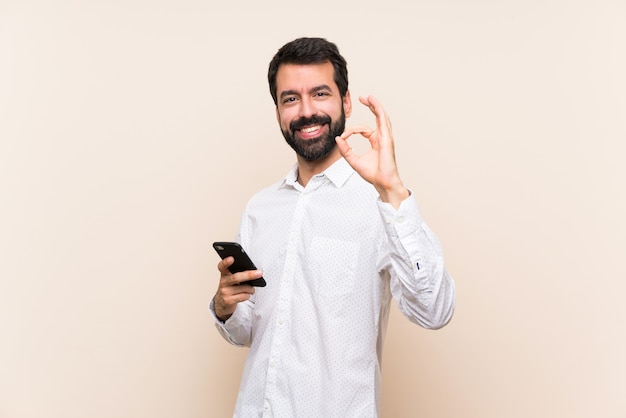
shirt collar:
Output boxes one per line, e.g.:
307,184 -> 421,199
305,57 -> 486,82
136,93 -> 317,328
280,157 -> 355,189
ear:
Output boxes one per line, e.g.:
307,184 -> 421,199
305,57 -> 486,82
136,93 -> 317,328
275,106 -> 280,124
343,90 -> 353,118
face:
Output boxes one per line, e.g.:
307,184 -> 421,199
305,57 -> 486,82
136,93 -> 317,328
275,62 -> 351,161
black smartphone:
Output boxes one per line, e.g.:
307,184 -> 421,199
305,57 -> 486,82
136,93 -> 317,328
212,241 -> 266,287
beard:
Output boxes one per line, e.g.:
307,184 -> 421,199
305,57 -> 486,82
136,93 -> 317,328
280,107 -> 346,161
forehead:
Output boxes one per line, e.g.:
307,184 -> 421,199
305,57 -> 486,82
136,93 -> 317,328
275,62 -> 337,94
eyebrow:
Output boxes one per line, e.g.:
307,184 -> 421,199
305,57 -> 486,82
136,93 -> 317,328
279,84 -> 333,100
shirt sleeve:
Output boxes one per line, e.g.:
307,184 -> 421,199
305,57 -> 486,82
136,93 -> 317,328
209,297 -> 254,347
377,191 -> 456,329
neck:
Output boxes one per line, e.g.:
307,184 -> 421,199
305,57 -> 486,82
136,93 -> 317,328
296,148 -> 342,187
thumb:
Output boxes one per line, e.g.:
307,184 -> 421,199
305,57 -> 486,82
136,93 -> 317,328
335,135 -> 357,165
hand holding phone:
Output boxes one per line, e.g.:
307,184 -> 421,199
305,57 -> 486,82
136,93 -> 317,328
212,242 -> 266,287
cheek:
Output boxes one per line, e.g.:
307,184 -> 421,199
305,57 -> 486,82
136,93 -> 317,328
322,103 -> 342,120
277,110 -> 294,130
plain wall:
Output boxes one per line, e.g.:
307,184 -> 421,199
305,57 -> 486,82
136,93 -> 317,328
1,0 -> 625,417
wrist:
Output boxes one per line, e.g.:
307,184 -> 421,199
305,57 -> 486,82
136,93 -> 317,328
216,312 -> 232,323
214,304 -> 233,322
211,297 -> 233,323
377,185 -> 410,209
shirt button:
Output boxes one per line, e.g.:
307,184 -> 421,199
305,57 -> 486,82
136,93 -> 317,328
278,319 -> 284,325
398,216 -> 405,223
264,400 -> 270,410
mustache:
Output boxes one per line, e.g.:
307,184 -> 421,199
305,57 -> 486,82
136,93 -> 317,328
290,115 -> 332,131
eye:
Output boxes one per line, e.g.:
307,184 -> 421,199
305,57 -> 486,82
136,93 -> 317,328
282,96 -> 297,105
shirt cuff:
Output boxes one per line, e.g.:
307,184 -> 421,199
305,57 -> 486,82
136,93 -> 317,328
209,297 -> 242,327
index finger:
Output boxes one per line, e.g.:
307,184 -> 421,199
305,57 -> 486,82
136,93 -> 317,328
338,125 -> 374,140
229,269 -> 264,286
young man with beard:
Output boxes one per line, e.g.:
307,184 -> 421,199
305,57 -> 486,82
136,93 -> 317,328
210,37 -> 456,417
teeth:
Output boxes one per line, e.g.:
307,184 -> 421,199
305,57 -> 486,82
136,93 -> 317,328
301,125 -> 321,133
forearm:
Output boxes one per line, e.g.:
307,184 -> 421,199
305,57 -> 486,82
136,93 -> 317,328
389,240 -> 456,329
379,193 -> 456,329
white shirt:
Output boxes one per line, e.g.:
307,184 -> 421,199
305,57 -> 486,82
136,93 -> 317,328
210,157 -> 455,417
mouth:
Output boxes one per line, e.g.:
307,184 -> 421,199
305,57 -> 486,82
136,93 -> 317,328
295,124 -> 328,140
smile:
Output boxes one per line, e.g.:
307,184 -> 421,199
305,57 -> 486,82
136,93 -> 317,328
299,125 -> 323,134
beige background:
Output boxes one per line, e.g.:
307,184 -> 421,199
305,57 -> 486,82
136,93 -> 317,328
1,0 -> 625,417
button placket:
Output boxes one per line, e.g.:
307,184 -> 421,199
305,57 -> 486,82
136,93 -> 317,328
263,190 -> 309,405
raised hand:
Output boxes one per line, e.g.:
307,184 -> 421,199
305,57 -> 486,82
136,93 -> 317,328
335,95 -> 409,209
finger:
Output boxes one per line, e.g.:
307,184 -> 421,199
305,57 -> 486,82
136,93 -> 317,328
237,284 -> 255,295
227,290 -> 254,304
339,125 -> 374,140
217,256 -> 234,274
335,135 -> 357,162
359,95 -> 391,134
340,124 -> 380,152
359,95 -> 382,114
336,124 -> 375,163
230,269 -> 264,286
358,95 -> 379,114
225,283 -> 256,296
215,285 -> 255,320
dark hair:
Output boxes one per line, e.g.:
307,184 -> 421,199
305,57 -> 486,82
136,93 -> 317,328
267,37 -> 348,105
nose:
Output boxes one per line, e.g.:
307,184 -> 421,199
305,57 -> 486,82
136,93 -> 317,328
298,96 -> 316,118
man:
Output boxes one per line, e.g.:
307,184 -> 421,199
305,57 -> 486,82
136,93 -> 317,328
210,37 -> 456,417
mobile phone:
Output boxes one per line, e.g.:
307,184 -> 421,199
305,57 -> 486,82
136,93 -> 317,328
212,242 -> 266,287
